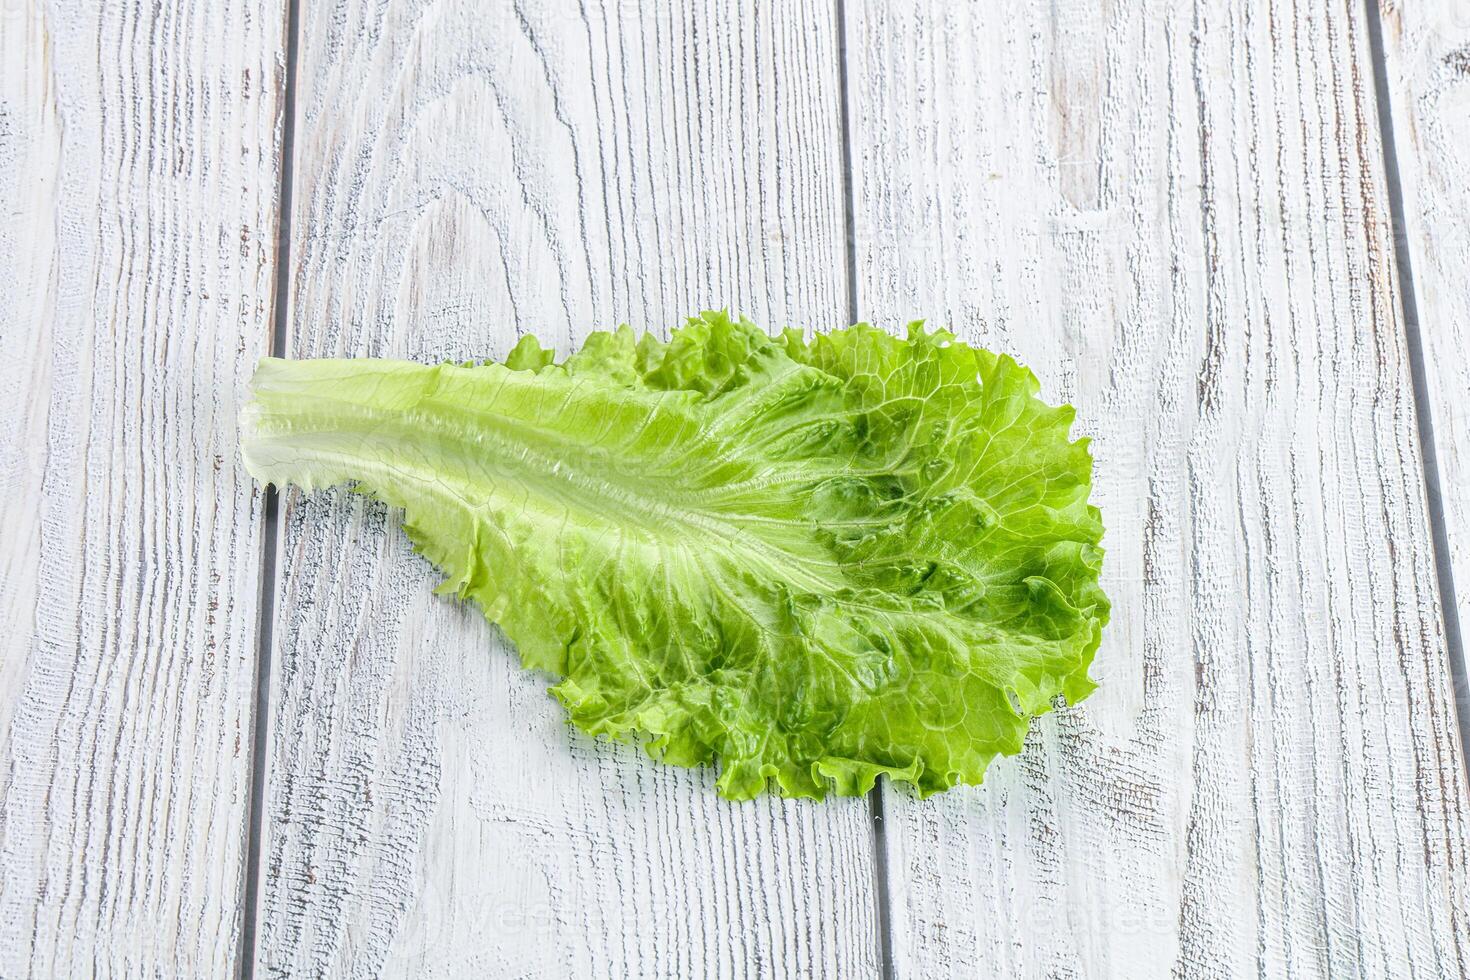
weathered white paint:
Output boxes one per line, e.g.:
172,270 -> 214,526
844,0 -> 1470,976
1378,0 -> 1470,702
254,2 -> 879,977
0,1 -> 285,976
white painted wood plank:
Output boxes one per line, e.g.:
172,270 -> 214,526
255,3 -> 878,977
1377,0 -> 1470,707
0,2 -> 285,976
845,0 -> 1470,976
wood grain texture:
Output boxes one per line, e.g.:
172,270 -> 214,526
256,2 -> 878,977
0,1 -> 285,976
844,0 -> 1470,976
1377,0 -> 1470,705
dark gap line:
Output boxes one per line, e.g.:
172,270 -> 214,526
239,0 -> 300,975
835,0 -> 862,334
833,2 -> 896,978
1363,0 -> 1470,771
866,788 -> 894,980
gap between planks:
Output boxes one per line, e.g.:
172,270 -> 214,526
239,0 -> 302,976
1362,0 -> 1470,770
833,0 -> 898,975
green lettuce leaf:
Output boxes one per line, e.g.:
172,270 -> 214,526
242,311 -> 1107,800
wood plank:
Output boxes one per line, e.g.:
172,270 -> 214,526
0,2 -> 285,975
1376,0 -> 1470,720
255,2 -> 878,976
844,0 -> 1470,976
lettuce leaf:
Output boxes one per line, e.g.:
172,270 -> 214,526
242,312 -> 1107,800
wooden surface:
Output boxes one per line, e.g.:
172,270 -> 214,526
0,1 -> 285,976
255,3 -> 877,978
1,0 -> 1467,977
846,0 -> 1470,976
